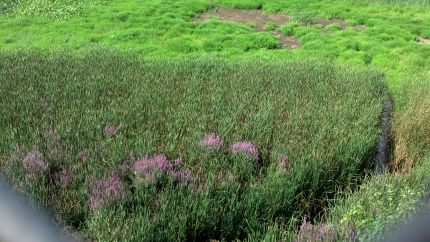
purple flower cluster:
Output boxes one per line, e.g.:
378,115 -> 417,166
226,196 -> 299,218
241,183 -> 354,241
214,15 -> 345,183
296,217 -> 337,242
134,154 -> 193,185
231,141 -> 259,160
88,167 -> 130,211
199,134 -> 223,150
22,149 -> 48,178
104,124 -> 118,137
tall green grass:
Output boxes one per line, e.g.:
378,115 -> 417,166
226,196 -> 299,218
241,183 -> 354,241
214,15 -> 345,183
316,79 -> 430,241
0,50 -> 386,241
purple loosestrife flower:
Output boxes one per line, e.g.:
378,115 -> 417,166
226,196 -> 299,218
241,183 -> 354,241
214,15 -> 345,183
22,149 -> 48,173
88,167 -> 129,211
199,134 -> 223,150
296,217 -> 315,242
296,217 -> 337,242
134,154 -> 172,172
104,124 -> 118,137
231,141 -> 259,160
134,154 -> 194,186
134,154 -> 172,183
316,224 -> 337,241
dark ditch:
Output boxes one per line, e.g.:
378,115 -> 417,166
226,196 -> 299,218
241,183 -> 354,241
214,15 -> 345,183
376,96 -> 393,173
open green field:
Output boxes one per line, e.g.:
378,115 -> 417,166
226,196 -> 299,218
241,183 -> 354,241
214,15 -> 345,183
1,0 -> 430,241
1,0 -> 430,89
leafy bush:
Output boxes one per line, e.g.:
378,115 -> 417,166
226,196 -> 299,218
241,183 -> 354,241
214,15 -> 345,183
280,22 -> 299,36
265,22 -> 276,31
325,174 -> 423,241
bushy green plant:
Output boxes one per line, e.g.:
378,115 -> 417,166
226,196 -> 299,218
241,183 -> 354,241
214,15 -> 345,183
279,23 -> 299,36
326,23 -> 343,31
264,22 -> 276,31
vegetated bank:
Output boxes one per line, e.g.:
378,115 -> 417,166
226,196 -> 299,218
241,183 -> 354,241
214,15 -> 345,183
0,50 -> 386,241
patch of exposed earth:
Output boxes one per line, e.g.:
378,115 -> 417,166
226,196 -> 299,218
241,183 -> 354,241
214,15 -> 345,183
196,7 -> 291,31
418,37 -> 430,45
194,7 -> 365,50
313,19 -> 367,32
273,32 -> 300,49
312,18 -> 348,29
194,7 -> 299,49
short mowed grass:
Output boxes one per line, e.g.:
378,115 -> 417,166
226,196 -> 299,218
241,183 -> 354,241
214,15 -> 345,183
0,51 -> 386,241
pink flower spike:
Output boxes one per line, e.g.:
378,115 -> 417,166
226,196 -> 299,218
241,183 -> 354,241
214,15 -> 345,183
231,141 -> 259,160
199,133 -> 223,150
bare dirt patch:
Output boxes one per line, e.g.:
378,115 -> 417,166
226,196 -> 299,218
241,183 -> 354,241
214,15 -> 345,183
196,7 -> 291,32
418,37 -> 430,45
195,7 -> 299,49
313,19 -> 367,33
312,18 -> 348,29
273,32 -> 300,49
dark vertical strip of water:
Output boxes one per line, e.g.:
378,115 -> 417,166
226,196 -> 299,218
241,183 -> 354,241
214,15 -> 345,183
376,96 -> 393,173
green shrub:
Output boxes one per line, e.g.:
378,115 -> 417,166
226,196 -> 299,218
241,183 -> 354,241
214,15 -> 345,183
325,174 -> 423,241
279,23 -> 299,36
326,23 -> 343,31
264,22 -> 276,31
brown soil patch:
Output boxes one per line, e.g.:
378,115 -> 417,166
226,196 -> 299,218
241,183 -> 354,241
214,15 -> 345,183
196,7 -> 291,32
418,37 -> 430,45
273,32 -> 300,49
312,18 -> 348,29
195,7 -> 299,49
